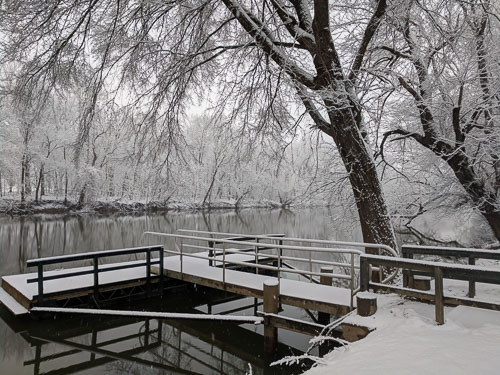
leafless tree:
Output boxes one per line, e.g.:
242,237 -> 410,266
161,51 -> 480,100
376,0 -> 500,240
0,1 -> 403,248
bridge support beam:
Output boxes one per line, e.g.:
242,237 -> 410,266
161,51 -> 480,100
263,280 -> 279,352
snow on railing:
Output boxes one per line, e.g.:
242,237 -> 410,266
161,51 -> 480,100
144,231 -> 400,310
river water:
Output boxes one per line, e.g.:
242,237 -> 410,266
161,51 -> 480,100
0,207 -> 403,375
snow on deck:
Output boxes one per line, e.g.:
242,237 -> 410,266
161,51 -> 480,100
1,250 -> 354,314
1,259 -> 150,301
153,253 -> 354,310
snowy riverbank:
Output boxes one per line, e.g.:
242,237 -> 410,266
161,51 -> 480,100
302,256 -> 500,375
304,294 -> 500,375
0,197 -> 295,216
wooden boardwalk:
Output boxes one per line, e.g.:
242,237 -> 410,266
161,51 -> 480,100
0,233 -> 367,323
152,253 -> 354,315
0,251 -> 353,316
1,259 -> 152,311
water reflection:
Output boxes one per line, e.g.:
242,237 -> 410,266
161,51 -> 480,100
0,208 -> 364,276
1,288 -> 309,375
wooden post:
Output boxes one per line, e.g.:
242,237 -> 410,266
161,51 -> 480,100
318,266 -> 333,325
360,256 -> 369,292
403,249 -> 414,288
37,264 -> 44,306
263,280 -> 279,352
434,267 -> 444,325
468,256 -> 476,298
356,292 -> 377,316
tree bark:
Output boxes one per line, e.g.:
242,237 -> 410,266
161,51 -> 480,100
323,104 -> 396,251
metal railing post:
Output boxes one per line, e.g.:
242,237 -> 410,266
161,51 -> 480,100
93,256 -> 99,302
350,252 -> 355,310
255,238 -> 259,275
37,264 -> 44,306
222,244 -> 226,286
278,239 -> 283,268
309,244 -> 312,283
277,245 -> 281,288
159,247 -> 164,297
378,247 -> 383,282
146,248 -> 151,298
208,240 -> 214,267
180,239 -> 184,278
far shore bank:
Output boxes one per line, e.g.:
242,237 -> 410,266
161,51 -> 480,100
0,197 -> 296,216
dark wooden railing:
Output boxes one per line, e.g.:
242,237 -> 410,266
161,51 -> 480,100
27,246 -> 164,306
402,245 -> 500,297
360,254 -> 500,324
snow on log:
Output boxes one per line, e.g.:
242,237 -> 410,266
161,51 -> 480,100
30,307 -> 263,323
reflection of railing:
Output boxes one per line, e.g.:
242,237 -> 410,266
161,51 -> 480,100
26,246 -> 164,306
360,254 -> 500,324
25,319 -> 165,375
144,231 -> 398,310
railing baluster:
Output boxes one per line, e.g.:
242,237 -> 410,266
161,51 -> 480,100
279,239 -> 283,268
309,244 -> 312,283
180,239 -> 184,278
255,238 -> 259,275
277,244 -> 281,288
350,252 -> 355,310
222,244 -> 226,285
146,248 -> 151,298
37,264 -> 44,306
159,247 -> 164,297
208,240 -> 214,267
93,256 -> 99,303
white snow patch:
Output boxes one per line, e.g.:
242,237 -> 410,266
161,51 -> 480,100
304,294 -> 500,375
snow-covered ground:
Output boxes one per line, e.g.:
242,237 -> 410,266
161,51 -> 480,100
303,267 -> 500,375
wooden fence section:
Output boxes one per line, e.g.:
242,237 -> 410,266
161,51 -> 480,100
402,245 -> 500,297
26,246 -> 165,306
360,254 -> 500,324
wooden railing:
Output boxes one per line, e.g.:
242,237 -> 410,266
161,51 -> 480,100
402,245 -> 500,297
360,254 -> 500,324
27,246 -> 164,306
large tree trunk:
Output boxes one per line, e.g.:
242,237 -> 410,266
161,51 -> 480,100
324,104 -> 397,252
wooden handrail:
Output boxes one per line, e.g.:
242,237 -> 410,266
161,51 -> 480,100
402,245 -> 500,296
360,254 -> 500,324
